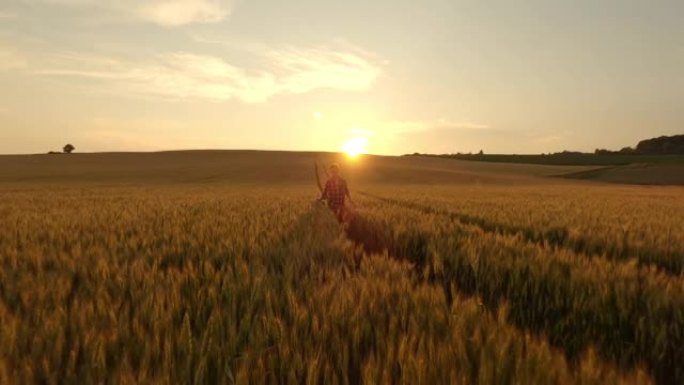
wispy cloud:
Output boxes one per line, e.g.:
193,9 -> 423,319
0,10 -> 18,19
0,47 -> 26,70
22,0 -> 234,26
529,130 -> 573,149
35,44 -> 383,103
374,119 -> 490,135
443,122 -> 490,130
377,120 -> 430,134
135,0 -> 233,26
265,46 -> 381,95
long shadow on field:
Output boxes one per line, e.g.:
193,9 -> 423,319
344,213 -> 450,302
345,214 -> 426,266
359,192 -> 682,276
344,204 -> 682,385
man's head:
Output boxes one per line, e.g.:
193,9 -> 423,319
329,163 -> 340,176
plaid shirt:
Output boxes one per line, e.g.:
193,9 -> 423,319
322,177 -> 348,209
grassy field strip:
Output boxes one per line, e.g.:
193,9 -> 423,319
426,154 -> 684,166
301,250 -> 653,385
0,187 -> 654,384
381,185 -> 684,275
351,194 -> 684,384
0,188 -> 313,384
263,203 -> 651,384
358,191 -> 683,276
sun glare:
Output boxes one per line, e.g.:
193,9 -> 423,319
342,136 -> 368,158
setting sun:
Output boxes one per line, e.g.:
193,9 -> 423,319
341,136 -> 368,158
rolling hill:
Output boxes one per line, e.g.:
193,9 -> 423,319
0,150 -> 596,187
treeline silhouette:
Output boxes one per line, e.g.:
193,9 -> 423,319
408,134 -> 684,166
416,134 -> 684,157
595,134 -> 684,155
635,134 -> 684,154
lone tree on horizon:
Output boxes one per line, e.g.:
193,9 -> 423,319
63,144 -> 75,154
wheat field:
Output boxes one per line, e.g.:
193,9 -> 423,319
0,152 -> 682,384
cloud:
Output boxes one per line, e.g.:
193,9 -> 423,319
0,11 -> 18,19
375,120 -> 429,134
433,119 -> 491,131
332,120 -> 491,144
135,0 -> 233,26
529,130 -> 573,149
0,47 -> 26,70
35,44 -> 382,103
373,119 -> 490,135
265,47 -> 381,94
22,0 -> 234,26
329,119 -> 491,155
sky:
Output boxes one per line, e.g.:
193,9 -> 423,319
0,0 -> 682,155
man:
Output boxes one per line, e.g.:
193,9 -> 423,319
319,163 -> 354,223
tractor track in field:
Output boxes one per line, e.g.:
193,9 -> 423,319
358,191 -> 683,276
343,194 -> 683,385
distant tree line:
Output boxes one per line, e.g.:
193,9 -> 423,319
408,134 -> 684,157
636,135 -> 684,154
594,135 -> 684,155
